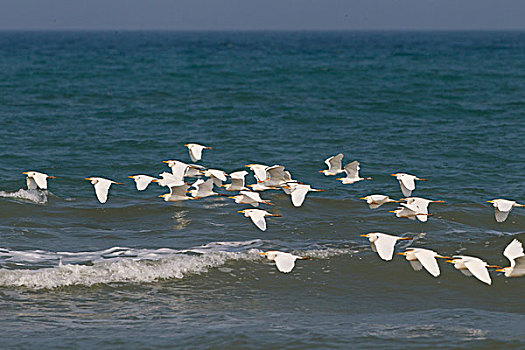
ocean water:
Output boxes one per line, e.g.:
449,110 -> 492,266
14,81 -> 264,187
0,31 -> 524,349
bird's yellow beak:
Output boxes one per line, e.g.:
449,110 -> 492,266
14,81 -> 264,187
158,194 -> 166,198
227,196 -> 236,199
445,260 -> 455,264
359,197 -> 368,200
22,172 -> 29,174
360,234 -> 369,237
259,252 -> 267,256
486,200 -> 494,203
318,170 -> 324,173
85,177 -> 92,180
495,267 -> 507,272
128,176 -> 135,179
397,252 -> 407,256
388,210 -> 397,213
237,210 -> 245,213
437,255 -> 452,259
391,174 -> 397,176
183,144 -> 188,147
162,160 -> 170,163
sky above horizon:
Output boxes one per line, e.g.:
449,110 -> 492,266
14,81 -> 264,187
1,0 -> 524,31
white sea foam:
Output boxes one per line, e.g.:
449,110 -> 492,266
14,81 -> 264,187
0,240 -> 353,290
0,188 -> 48,204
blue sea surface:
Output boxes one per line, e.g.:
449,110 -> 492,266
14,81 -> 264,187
0,31 -> 524,349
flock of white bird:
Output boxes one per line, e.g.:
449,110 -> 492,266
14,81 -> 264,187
18,144 -> 524,282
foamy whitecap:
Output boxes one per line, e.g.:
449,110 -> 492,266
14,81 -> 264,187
0,240 -> 353,290
0,189 -> 48,204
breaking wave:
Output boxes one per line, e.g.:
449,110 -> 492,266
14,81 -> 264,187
0,240 -> 353,290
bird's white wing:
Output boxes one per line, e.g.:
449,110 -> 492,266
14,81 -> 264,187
460,269 -> 473,277
26,177 -> 38,190
409,260 -> 423,271
399,175 -> 416,191
290,185 -> 309,207
229,177 -> 244,189
170,184 -> 190,197
208,169 -> 227,182
251,165 -> 269,182
503,239 -> 524,267
496,200 -> 515,212
411,199 -> 430,222
158,172 -> 184,188
343,161 -> 360,179
374,235 -> 398,261
463,257 -> 491,285
494,208 -> 511,223
248,210 -> 267,231
93,179 -> 112,204
171,162 -> 188,181
399,181 -> 412,197
188,144 -> 205,162
274,254 -> 297,273
413,249 -> 440,277
325,153 -> 343,171
32,173 -> 49,190
266,166 -> 286,185
135,176 -> 156,191
197,179 -> 214,194
241,191 -> 262,203
230,171 -> 248,179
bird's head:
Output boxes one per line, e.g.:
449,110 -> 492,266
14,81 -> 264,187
260,251 -> 278,261
22,171 -> 35,177
85,177 -> 97,184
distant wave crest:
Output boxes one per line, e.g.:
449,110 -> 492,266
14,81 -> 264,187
0,240 -> 353,290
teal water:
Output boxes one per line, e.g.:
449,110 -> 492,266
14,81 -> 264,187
0,31 -> 524,349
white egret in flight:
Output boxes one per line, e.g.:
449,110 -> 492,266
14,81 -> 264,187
189,178 -> 219,199
389,203 -> 432,221
401,197 -> 445,222
446,255 -> 499,285
184,143 -> 212,162
159,183 -> 192,201
245,164 -> 269,183
22,171 -> 56,190
337,161 -> 372,184
228,190 -> 272,207
397,248 -> 450,277
496,239 -> 525,277
486,199 -> 524,223
319,153 -> 344,176
360,232 -> 413,261
360,194 -> 400,209
163,160 -> 188,182
282,183 -> 324,207
85,177 -> 123,204
237,209 -> 281,231
260,251 -> 311,273
203,169 -> 228,187
392,173 -> 427,197
128,175 -> 157,191
223,171 -> 248,191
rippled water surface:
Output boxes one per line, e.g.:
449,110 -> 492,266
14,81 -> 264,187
0,31 -> 524,349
